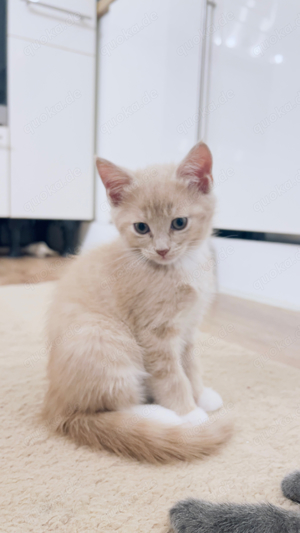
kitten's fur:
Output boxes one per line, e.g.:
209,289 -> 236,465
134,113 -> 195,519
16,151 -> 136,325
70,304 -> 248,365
43,142 -> 231,463
282,471 -> 300,503
169,500 -> 300,533
169,470 -> 300,533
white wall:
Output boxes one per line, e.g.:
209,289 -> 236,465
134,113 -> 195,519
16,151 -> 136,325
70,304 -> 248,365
213,237 -> 300,311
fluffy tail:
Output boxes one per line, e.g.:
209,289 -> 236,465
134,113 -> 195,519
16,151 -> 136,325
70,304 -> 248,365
56,410 -> 232,463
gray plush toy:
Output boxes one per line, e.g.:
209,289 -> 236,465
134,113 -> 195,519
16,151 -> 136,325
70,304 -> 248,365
169,471 -> 300,533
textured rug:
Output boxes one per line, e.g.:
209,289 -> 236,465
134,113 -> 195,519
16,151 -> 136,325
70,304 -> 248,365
1,282 -> 300,533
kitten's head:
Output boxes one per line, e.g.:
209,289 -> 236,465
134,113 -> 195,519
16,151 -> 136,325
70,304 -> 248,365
96,142 -> 215,266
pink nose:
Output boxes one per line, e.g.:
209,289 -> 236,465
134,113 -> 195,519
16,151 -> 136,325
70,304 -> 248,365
156,249 -> 169,257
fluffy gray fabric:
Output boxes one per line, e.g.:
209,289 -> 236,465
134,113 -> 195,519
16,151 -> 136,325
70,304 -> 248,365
169,500 -> 300,533
282,471 -> 300,503
169,470 -> 300,533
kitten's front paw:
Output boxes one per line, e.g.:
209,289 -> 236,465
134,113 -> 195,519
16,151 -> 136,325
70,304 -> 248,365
181,407 -> 208,426
198,387 -> 223,412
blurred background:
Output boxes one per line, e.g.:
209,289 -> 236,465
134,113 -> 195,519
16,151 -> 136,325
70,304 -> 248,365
0,0 -> 299,311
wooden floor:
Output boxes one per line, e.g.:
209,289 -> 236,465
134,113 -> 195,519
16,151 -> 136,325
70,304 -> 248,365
0,255 -> 73,286
0,255 -> 299,369
202,294 -> 300,369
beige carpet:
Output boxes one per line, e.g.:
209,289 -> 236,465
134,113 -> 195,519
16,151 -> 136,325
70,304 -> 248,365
1,282 -> 300,533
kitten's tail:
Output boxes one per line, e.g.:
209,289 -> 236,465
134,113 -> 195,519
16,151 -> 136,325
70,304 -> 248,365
56,409 -> 232,463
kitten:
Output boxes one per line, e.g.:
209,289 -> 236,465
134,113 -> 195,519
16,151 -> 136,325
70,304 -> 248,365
169,500 -> 300,533
43,142 -> 232,463
169,470 -> 300,533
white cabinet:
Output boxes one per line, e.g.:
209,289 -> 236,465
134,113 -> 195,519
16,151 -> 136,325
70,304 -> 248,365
205,0 -> 300,235
8,37 -> 95,219
0,127 -> 9,217
6,0 -> 96,220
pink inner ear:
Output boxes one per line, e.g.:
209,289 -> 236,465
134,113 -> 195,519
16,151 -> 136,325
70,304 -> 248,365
176,142 -> 213,194
96,158 -> 131,206
104,176 -> 131,205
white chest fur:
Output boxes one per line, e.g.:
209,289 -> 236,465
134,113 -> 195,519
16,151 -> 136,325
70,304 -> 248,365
176,240 -> 216,326
179,241 -> 215,290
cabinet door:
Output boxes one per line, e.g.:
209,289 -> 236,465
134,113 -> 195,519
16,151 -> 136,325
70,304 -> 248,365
206,0 -> 300,235
8,36 -> 95,220
0,127 -> 9,217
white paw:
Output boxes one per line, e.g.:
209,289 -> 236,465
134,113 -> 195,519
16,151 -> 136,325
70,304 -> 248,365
198,387 -> 223,412
181,407 -> 209,426
127,404 -> 182,425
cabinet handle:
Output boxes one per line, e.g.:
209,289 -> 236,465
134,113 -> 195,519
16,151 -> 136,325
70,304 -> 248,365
24,0 -> 92,21
198,0 -> 216,141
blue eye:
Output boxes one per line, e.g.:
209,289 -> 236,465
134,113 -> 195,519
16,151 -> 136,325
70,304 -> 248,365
134,222 -> 150,234
171,217 -> 188,230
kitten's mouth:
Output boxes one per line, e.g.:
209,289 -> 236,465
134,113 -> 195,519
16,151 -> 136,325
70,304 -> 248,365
156,255 -> 172,263
141,249 -> 185,266
151,254 -> 178,266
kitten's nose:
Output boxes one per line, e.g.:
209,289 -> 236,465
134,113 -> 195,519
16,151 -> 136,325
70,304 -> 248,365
156,248 -> 169,257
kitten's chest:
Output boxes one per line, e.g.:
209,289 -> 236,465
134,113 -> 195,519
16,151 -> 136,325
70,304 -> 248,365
172,244 -> 215,325
178,243 -> 215,296
121,244 -> 215,334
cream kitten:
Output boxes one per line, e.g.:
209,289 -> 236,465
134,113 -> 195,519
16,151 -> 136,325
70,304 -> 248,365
43,142 -> 232,463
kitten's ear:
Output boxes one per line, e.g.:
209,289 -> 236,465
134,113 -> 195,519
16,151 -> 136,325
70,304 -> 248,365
96,158 -> 132,206
176,142 -> 213,194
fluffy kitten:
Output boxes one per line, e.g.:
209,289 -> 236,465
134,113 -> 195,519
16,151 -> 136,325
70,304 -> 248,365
43,142 -> 232,463
169,500 -> 300,533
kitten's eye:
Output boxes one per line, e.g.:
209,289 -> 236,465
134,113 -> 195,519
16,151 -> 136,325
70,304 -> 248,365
134,222 -> 150,235
171,217 -> 188,230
